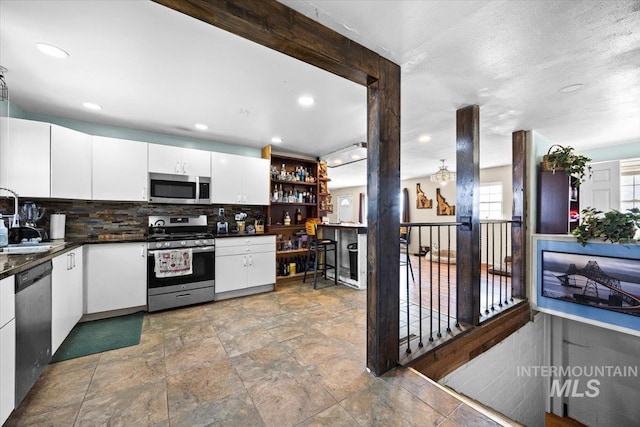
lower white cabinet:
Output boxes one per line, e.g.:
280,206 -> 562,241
52,248 -> 83,352
84,243 -> 147,314
215,236 -> 275,297
0,275 -> 15,425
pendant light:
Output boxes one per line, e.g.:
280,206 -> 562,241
430,159 -> 456,186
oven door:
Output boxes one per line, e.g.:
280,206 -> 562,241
147,246 -> 215,294
149,173 -> 197,204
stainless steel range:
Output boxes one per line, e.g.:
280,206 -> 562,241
147,215 -> 214,312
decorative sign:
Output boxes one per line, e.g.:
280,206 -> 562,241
436,188 -> 455,215
416,183 -> 432,209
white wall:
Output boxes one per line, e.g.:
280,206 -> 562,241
440,312 -> 547,427
330,165 -> 513,256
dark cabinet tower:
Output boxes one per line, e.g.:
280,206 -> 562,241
537,170 -> 579,234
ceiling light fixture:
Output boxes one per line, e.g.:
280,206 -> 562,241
271,136 -> 282,143
558,84 -> 584,93
82,102 -> 102,110
36,42 -> 69,58
430,159 -> 456,186
297,95 -> 315,107
419,135 -> 431,143
320,142 -> 367,168
195,123 -> 208,130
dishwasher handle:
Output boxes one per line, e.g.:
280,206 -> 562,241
15,260 -> 53,293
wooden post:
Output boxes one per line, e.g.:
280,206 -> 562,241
456,105 -> 480,325
152,0 -> 401,375
366,61 -> 401,375
511,131 -> 527,299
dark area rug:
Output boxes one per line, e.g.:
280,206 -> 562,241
51,311 -> 144,362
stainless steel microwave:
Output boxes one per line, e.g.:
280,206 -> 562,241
148,173 -> 210,204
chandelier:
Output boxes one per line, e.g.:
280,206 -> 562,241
430,159 -> 456,185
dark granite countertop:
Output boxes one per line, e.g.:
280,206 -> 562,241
0,236 -> 147,280
0,242 -> 82,280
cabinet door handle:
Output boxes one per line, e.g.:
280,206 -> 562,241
182,162 -> 187,174
242,256 -> 247,267
243,193 -> 247,203
71,252 -> 76,269
175,161 -> 181,174
67,253 -> 72,270
248,255 -> 253,266
176,293 -> 191,299
142,186 -> 147,200
141,245 -> 145,257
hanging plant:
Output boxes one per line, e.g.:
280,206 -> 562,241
541,144 -> 592,186
572,207 -> 640,246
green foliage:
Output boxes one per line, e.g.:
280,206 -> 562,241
546,145 -> 592,186
572,207 -> 640,246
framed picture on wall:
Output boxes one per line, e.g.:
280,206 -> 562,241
327,204 -> 334,213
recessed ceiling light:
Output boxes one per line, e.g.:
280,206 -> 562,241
558,84 -> 584,93
82,102 -> 102,110
297,95 -> 315,107
332,159 -> 343,165
350,154 -> 361,160
195,123 -> 208,130
271,137 -> 282,143
419,135 -> 432,143
36,42 -> 69,58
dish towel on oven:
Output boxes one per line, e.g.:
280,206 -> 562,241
154,248 -> 193,278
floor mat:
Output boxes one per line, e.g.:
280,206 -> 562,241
51,311 -> 144,362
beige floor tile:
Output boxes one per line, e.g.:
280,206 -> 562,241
167,359 -> 245,417
76,379 -> 168,426
99,331 -> 164,363
164,334 -> 228,376
296,403 -> 360,427
438,403 -> 500,427
282,329 -> 359,369
217,325 -> 276,357
310,355 -> 378,402
340,380 -> 445,427
47,352 -> 101,375
248,376 -> 336,427
85,355 -> 166,400
169,391 -> 264,427
4,402 -> 81,427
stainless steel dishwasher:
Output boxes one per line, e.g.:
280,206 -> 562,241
15,260 -> 53,407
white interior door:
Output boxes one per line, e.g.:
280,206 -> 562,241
338,195 -> 353,222
579,160 -> 620,211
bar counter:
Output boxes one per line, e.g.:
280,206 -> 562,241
318,223 -> 367,289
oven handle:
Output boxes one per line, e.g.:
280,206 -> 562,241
148,246 -> 215,255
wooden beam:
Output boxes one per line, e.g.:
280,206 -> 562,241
511,131 -> 527,299
154,0 -> 402,375
366,58 -> 401,375
152,0 -> 380,85
456,105 -> 481,325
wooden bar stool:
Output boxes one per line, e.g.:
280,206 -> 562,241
303,219 -> 338,289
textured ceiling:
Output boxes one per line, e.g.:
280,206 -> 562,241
1,0 -> 639,189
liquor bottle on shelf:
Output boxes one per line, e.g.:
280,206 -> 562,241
295,208 -> 302,225
284,212 -> 291,226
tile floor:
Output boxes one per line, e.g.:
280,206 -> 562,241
6,280 -> 503,426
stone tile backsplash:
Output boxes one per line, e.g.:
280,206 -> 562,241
0,199 -> 265,239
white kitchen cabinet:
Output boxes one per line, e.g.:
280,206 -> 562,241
92,135 -> 148,201
0,117 -> 50,198
0,275 -> 15,425
52,248 -> 83,352
51,125 -> 92,199
215,236 -> 275,298
84,243 -> 147,314
211,152 -> 269,205
148,144 -> 210,177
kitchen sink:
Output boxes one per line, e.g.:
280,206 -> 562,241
1,244 -> 53,254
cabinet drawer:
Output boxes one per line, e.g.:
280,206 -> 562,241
0,276 -> 15,328
216,243 -> 275,257
216,235 -> 274,248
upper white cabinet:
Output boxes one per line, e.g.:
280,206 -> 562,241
0,117 -> 50,198
148,144 -> 210,177
211,152 -> 269,205
92,135 -> 148,201
52,248 -> 83,353
51,125 -> 92,199
84,243 -> 147,314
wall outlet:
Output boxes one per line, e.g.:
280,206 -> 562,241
218,208 -> 224,216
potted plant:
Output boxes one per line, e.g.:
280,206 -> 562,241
542,144 -> 592,186
572,207 -> 640,246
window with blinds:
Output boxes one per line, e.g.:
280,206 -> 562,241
621,158 -> 640,210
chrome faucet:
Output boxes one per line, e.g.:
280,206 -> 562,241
0,187 -> 19,228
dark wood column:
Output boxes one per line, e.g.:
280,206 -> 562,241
456,105 -> 480,325
153,0 -> 402,375
366,60 -> 401,375
511,130 -> 527,299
